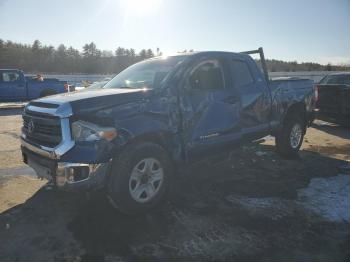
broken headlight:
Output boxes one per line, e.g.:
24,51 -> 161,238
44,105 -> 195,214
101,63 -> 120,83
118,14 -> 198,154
71,120 -> 117,142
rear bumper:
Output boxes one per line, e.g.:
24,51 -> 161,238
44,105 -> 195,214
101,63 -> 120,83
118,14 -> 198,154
21,145 -> 111,191
315,109 -> 350,125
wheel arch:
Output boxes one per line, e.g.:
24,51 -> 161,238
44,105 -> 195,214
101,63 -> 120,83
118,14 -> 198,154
283,102 -> 307,132
127,132 -> 170,149
114,129 -> 182,163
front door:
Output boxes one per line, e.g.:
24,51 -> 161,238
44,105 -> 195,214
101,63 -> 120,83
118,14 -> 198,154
180,55 -> 241,163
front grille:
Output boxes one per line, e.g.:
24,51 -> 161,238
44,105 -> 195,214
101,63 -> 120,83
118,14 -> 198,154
22,112 -> 62,148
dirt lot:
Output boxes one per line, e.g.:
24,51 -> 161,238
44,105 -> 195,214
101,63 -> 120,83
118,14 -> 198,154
0,108 -> 349,262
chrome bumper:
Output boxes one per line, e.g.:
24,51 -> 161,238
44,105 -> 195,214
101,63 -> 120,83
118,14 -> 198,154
55,162 -> 110,190
25,156 -> 110,190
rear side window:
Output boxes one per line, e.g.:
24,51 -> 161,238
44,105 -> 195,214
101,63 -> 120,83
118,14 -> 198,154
1,72 -> 20,82
189,59 -> 225,90
231,60 -> 254,87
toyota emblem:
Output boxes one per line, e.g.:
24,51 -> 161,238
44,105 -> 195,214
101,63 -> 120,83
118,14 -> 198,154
27,120 -> 35,134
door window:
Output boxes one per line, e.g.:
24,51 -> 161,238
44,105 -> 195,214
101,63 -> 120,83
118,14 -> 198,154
189,59 -> 225,90
1,72 -> 20,82
231,60 -> 254,87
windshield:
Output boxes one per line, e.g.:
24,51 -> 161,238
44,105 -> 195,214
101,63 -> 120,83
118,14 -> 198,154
103,56 -> 186,89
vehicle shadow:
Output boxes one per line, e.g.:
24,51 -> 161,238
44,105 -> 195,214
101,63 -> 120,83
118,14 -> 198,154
0,145 -> 348,262
312,121 -> 350,140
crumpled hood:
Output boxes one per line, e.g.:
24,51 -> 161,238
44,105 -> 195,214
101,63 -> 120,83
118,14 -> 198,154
34,88 -> 153,115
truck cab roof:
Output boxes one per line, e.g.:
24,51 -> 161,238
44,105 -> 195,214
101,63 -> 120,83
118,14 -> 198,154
153,51 -> 251,60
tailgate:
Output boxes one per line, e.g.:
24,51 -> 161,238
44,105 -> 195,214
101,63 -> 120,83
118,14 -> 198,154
317,84 -> 350,114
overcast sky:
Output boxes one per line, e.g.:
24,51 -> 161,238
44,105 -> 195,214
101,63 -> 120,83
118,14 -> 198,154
0,0 -> 349,64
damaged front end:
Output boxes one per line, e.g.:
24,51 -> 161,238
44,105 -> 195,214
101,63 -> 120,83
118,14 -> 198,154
20,101 -> 117,191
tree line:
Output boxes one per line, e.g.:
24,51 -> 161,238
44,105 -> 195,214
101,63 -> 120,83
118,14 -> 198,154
262,59 -> 349,72
0,39 -> 158,74
0,39 -> 349,74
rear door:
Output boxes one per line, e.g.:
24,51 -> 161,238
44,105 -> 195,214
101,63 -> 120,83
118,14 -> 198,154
180,55 -> 241,162
230,56 -> 271,140
0,71 -> 26,101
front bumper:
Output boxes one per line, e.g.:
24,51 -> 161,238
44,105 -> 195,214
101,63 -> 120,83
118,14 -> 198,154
22,145 -> 111,191
55,162 -> 111,191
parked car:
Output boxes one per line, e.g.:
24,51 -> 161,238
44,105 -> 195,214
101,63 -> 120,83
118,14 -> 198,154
20,48 -> 316,214
0,69 -> 70,102
315,72 -> 350,126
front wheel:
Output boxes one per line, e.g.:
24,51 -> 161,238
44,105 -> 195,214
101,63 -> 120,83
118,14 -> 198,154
276,115 -> 305,156
108,142 -> 172,214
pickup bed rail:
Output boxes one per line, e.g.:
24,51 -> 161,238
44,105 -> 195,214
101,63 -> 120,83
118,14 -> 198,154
241,47 -> 270,84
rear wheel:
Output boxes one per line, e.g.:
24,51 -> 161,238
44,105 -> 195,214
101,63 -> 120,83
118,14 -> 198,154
108,142 -> 172,214
276,115 -> 305,156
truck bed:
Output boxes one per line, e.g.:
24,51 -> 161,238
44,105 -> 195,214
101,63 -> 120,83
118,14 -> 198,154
270,77 -> 314,101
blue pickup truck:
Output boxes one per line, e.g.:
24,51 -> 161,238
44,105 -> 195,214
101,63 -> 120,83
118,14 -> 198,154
0,69 -> 69,102
21,48 -> 316,214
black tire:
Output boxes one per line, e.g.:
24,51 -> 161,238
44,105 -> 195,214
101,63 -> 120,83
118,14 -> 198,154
108,142 -> 172,215
276,115 -> 305,157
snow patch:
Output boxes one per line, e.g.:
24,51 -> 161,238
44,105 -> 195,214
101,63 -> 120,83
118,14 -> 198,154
227,174 -> 350,223
298,174 -> 350,222
226,195 -> 296,220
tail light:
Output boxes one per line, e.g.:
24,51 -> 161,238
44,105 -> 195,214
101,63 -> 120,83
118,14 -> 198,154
314,85 -> 319,102
64,83 -> 69,92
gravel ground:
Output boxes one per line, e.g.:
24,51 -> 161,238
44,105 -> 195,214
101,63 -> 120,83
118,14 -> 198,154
0,108 -> 349,262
